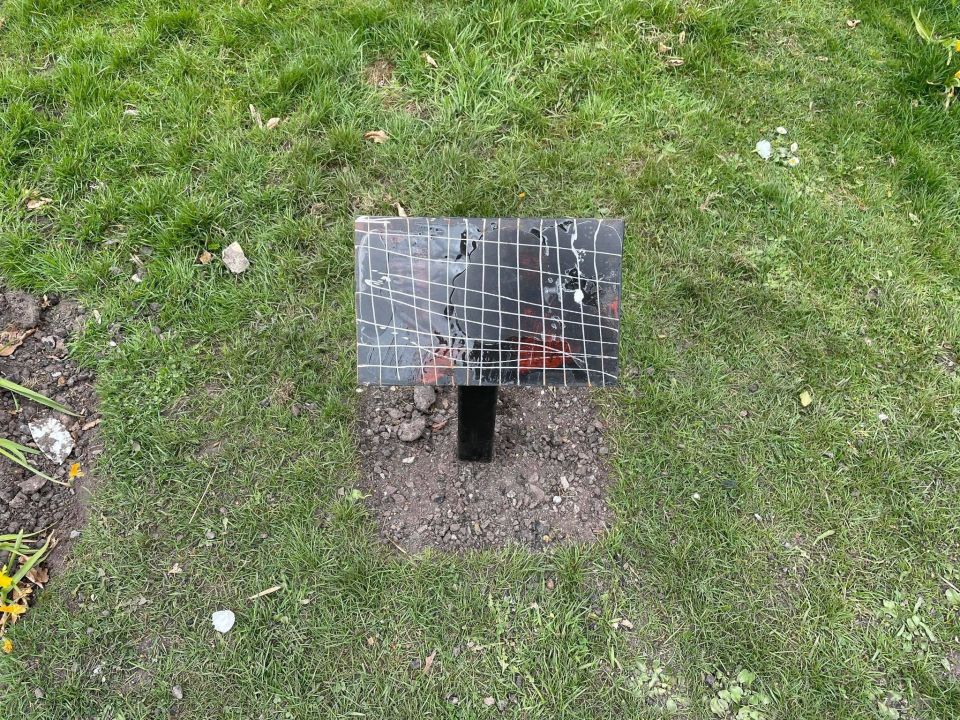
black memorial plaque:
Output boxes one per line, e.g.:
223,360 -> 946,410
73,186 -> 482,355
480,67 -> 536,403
355,217 -> 622,387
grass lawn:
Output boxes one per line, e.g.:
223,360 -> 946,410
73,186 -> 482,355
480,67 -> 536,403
2,0 -> 960,717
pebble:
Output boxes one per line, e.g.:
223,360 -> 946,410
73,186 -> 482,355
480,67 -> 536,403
171,685 -> 183,700
398,415 -> 426,442
413,385 -> 436,412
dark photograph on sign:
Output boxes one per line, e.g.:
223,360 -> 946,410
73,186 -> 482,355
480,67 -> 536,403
355,217 -> 623,387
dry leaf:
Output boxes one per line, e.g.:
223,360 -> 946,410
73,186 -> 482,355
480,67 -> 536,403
0,327 -> 34,357
431,419 -> 448,432
168,562 -> 183,574
25,197 -> 53,211
26,567 -> 48,588
846,19 -> 861,28
799,390 -> 813,408
123,106 -> 140,117
395,202 -> 407,217
265,117 -> 281,130
249,104 -> 263,128
363,130 -> 389,144
665,56 -> 684,68
81,417 -> 102,431
198,250 -> 213,265
423,649 -> 437,674
222,241 -> 250,274
422,52 -> 438,68
657,42 -> 672,54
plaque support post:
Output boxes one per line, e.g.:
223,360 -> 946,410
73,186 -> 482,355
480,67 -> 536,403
457,386 -> 498,462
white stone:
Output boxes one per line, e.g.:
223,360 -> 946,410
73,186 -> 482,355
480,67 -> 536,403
212,609 -> 236,633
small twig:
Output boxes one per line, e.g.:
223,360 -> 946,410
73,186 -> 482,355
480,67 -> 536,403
247,585 -> 282,601
189,477 -> 213,524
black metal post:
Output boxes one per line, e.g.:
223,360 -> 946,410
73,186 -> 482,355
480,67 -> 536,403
457,386 -> 498,462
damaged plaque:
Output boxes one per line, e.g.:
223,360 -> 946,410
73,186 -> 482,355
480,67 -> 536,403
355,217 -> 623,386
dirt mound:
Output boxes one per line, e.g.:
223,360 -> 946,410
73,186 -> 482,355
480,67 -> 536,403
0,289 -> 99,570
356,385 -> 613,553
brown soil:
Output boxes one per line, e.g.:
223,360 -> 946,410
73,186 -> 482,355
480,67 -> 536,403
364,59 -> 394,88
0,288 -> 99,572
356,385 -> 613,553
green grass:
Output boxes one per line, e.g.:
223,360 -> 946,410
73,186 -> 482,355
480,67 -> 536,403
1,0 -> 959,717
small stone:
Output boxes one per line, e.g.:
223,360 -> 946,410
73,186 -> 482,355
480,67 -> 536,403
221,242 -> 250,274
559,477 -> 570,490
171,685 -> 183,700
483,697 -> 495,707
413,385 -> 436,412
205,530 -> 216,540
398,415 -> 426,442
69,529 -> 81,539
552,496 -> 562,505
17,475 -> 47,494
692,493 -> 701,501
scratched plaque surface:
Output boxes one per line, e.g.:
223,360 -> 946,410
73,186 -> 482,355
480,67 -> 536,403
355,217 -> 622,386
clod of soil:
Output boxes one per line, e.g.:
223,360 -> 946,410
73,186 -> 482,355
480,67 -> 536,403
0,288 -> 98,572
356,385 -> 613,553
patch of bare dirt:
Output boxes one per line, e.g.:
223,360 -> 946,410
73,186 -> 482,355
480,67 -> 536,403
0,288 -> 99,573
356,385 -> 613,553
364,59 -> 394,88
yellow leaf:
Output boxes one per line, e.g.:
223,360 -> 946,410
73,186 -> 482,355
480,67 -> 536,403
0,604 -> 26,617
2,638 -> 11,654
363,130 -> 389,144
25,197 -> 53,211
0,573 -> 11,589
799,390 -> 813,408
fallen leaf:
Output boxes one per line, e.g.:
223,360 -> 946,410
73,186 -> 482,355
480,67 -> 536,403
483,697 -> 495,707
366,636 -> 376,646
422,52 -> 438,68
168,562 -> 183,574
423,649 -> 437,674
431,419 -> 449,432
265,117 -> 281,130
249,104 -> 263,128
799,390 -> 813,408
363,130 -> 389,144
25,197 -> 53,211
81,417 -> 102,431
246,585 -> 282,601
211,609 -> 235,633
29,415 -> 74,464
26,567 -> 48,587
198,250 -> 213,265
846,19 -> 861,28
657,42 -> 672,54
221,241 -> 250,274
123,106 -> 140,117
665,56 -> 684,67
395,202 -> 407,217
0,327 -> 34,357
